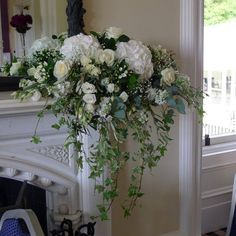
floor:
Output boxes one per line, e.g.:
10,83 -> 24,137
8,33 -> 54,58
202,228 -> 227,236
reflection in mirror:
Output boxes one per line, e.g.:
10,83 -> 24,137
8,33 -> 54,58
0,0 -> 67,65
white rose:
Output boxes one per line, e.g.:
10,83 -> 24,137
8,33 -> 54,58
80,55 -> 92,66
31,90 -> 42,102
85,104 -> 95,113
119,91 -> 129,102
9,62 -> 21,76
107,83 -> 115,93
81,82 -> 97,94
106,27 -> 123,39
161,67 -> 176,86
97,49 -> 115,66
116,40 -> 153,79
53,60 -> 71,81
83,94 -> 96,104
27,67 -> 36,76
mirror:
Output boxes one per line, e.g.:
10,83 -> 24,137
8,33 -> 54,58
0,0 -> 68,64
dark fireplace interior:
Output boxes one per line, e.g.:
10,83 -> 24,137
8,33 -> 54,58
0,177 -> 47,235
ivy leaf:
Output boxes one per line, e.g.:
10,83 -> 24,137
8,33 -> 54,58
31,135 -> 41,144
104,38 -> 117,50
128,74 -> 138,90
90,31 -> 100,38
52,123 -> 60,130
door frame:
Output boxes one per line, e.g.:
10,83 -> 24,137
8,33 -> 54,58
179,0 -> 203,235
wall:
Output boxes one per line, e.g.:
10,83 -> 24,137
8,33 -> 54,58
202,146 -> 236,233
56,0 -> 67,34
84,1 -> 181,235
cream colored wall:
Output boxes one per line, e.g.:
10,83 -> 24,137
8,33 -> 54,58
56,0 -> 67,34
84,1 -> 180,235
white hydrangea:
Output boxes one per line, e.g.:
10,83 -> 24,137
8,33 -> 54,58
28,36 -> 58,57
60,33 -> 100,60
116,40 -> 153,80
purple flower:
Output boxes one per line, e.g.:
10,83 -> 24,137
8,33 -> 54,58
10,14 -> 33,34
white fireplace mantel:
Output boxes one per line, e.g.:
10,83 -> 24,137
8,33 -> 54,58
0,96 -> 82,232
0,95 -> 111,236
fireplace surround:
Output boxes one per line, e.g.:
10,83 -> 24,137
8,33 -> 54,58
0,95 -> 111,236
0,96 -> 81,234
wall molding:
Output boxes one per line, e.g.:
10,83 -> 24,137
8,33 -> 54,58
202,161 -> 236,173
179,0 -> 203,235
202,185 -> 233,200
203,141 -> 236,156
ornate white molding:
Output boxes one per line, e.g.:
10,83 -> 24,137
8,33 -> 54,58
179,0 -> 203,235
28,145 -> 69,166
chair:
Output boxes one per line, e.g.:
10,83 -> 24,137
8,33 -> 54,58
0,209 -> 44,236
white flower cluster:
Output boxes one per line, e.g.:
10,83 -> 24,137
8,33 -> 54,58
28,36 -> 59,57
147,88 -> 168,105
116,40 -> 153,80
79,82 -> 97,113
98,97 -> 112,117
60,34 -> 100,60
28,62 -> 49,83
9,61 -> 22,76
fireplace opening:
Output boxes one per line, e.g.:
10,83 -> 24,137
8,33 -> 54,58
0,177 -> 48,235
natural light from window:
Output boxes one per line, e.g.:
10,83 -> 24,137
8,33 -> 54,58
203,0 -> 236,139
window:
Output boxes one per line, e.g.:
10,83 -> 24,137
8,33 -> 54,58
203,0 -> 236,144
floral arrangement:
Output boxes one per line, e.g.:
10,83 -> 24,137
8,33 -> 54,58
6,27 -> 204,220
10,11 -> 33,57
10,13 -> 32,34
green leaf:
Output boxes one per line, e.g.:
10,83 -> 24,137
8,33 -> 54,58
128,74 -> 138,90
167,97 -> 177,107
90,31 -> 100,38
31,135 -> 41,144
176,98 -> 186,114
52,123 -> 61,130
114,110 -> 126,119
118,34 -> 130,42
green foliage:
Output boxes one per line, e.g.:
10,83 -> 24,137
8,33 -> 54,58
204,0 -> 236,25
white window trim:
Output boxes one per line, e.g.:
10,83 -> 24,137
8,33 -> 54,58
179,0 -> 203,235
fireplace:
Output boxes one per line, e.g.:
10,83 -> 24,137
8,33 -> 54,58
0,178 -> 47,234
0,96 -> 111,236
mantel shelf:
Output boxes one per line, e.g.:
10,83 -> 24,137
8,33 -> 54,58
0,95 -> 47,116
